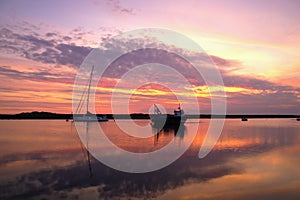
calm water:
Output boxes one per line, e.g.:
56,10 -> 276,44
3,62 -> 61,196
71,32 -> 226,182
0,119 -> 300,200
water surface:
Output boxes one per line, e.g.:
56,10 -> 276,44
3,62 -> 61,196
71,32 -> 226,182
0,119 -> 299,199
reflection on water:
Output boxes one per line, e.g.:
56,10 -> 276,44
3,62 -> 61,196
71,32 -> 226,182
152,124 -> 186,145
0,119 -> 300,199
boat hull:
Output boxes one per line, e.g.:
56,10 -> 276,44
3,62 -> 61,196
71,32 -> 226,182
151,114 -> 187,128
73,115 -> 108,122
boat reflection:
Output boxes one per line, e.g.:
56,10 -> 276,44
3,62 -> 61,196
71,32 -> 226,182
152,123 -> 186,145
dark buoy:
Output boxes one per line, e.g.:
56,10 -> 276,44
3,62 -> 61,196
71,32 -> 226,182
241,116 -> 248,121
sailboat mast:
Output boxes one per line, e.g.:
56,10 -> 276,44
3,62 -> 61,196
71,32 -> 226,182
86,66 -> 94,114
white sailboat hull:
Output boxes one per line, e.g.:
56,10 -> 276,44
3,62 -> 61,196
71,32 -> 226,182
74,115 -> 108,122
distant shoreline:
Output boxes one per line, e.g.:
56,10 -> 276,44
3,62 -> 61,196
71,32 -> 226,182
0,111 -> 299,120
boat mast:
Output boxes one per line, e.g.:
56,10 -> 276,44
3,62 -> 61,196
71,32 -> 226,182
86,66 -> 94,115
154,104 -> 162,114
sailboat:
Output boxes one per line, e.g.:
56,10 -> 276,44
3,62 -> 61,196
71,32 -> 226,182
73,66 -> 108,122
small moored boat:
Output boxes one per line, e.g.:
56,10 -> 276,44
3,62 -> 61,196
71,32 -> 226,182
73,66 -> 108,122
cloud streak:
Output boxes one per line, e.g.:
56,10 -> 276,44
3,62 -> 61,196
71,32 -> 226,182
0,66 -> 74,84
90,0 -> 136,15
0,27 -> 91,68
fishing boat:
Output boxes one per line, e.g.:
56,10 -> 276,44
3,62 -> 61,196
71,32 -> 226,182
73,66 -> 108,122
151,104 -> 187,128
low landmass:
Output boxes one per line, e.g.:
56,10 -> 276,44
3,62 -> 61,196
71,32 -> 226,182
0,111 -> 299,120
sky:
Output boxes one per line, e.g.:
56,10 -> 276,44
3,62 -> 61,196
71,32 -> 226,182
0,0 -> 299,114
